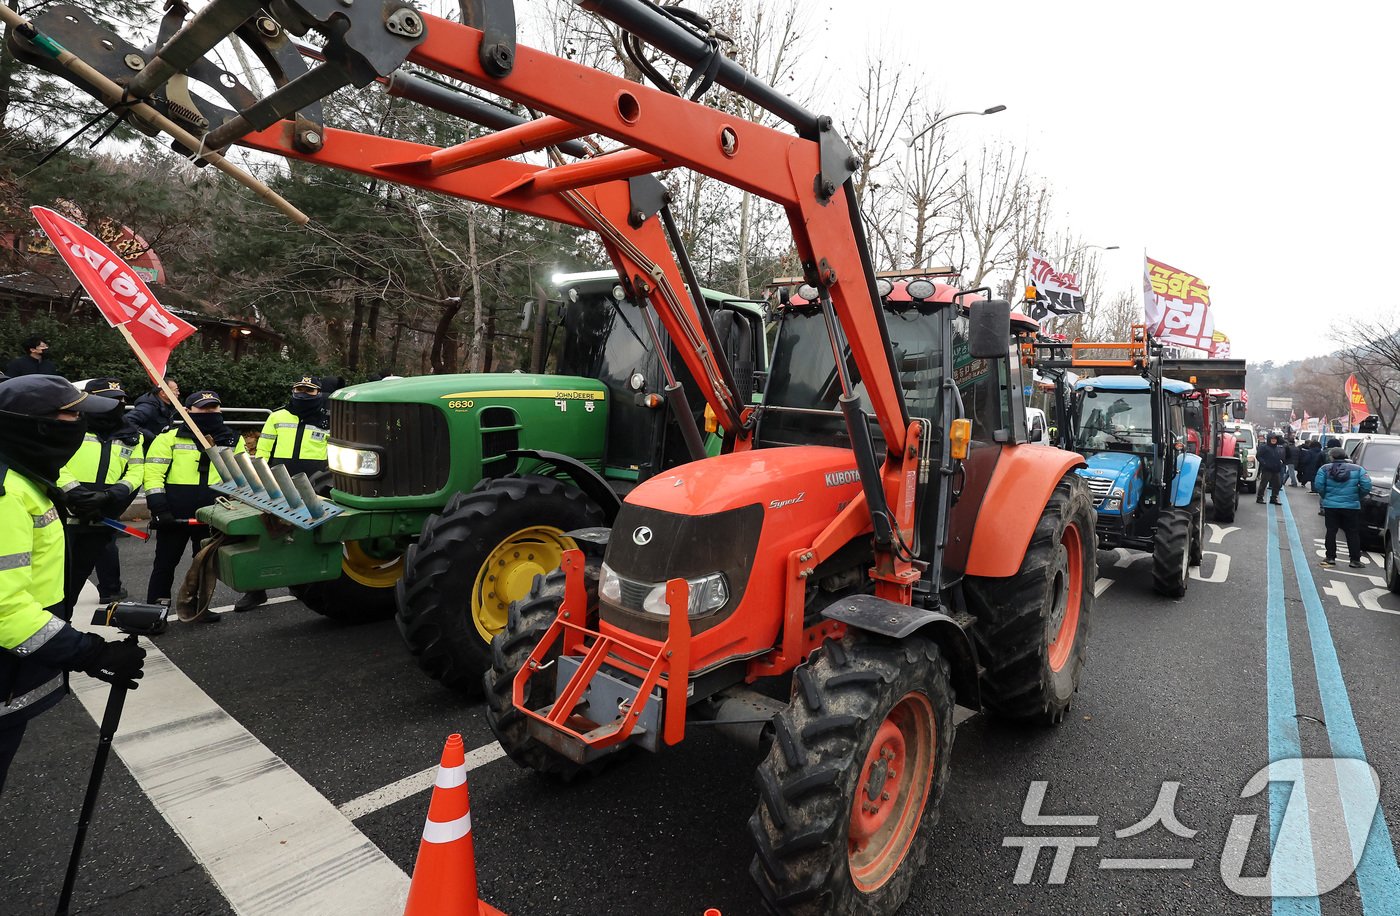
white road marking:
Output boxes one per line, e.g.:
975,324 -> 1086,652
1113,548 -> 1140,568
1323,579 -> 1359,608
1093,577 -> 1115,598
1358,587 -> 1400,616
1207,524 -> 1239,544
339,741 -> 507,821
72,590 -> 300,620
1189,551 -> 1231,584
208,594 -> 299,615
72,584 -> 410,914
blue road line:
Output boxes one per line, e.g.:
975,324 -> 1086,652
1279,492 -> 1400,914
1265,502 -> 1321,915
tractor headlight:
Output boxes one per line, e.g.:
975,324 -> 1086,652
640,571 -> 729,618
327,443 -> 380,477
1104,487 -> 1125,511
599,562 -> 622,604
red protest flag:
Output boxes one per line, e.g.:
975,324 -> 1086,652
1344,374 -> 1371,428
30,205 -> 195,380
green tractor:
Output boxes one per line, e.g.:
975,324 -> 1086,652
199,270 -> 766,692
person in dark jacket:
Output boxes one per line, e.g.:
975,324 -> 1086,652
1295,440 -> 1324,493
1254,431 -> 1284,504
125,377 -> 181,448
1314,447 -> 1372,568
1282,439 -> 1299,486
3,336 -> 61,378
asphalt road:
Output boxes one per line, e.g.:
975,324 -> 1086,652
3,485 -> 1397,916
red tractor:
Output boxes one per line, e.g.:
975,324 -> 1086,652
8,1 -> 1097,912
1165,359 -> 1248,524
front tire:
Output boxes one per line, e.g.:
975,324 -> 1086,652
749,635 -> 954,916
1152,507 -> 1192,597
964,474 -> 1095,725
396,477 -> 604,694
290,540 -> 403,623
1386,536 -> 1400,595
483,566 -> 600,781
1213,463 -> 1239,523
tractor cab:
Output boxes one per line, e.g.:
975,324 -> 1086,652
1023,327 -> 1205,596
1163,358 -> 1249,524
549,270 -> 768,482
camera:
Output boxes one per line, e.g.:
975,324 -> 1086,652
91,601 -> 169,636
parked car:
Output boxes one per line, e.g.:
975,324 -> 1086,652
1348,436 -> 1400,548
1229,423 -> 1259,492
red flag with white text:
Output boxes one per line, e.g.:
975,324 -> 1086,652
30,206 -> 195,380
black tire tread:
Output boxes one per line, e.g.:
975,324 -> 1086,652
395,476 -> 603,694
1213,463 -> 1239,523
1152,506 -> 1192,597
749,635 -> 954,916
964,474 -> 1096,725
482,566 -> 602,781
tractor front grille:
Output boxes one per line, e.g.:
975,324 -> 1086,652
330,400 -> 451,497
1081,474 -> 1114,507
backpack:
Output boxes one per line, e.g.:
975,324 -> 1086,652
1326,461 -> 1354,484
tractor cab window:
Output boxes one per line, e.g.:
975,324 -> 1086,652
557,291 -> 655,385
1074,389 -> 1155,455
759,303 -> 944,449
1182,398 -> 1204,454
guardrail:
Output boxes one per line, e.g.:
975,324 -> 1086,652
220,407 -> 271,430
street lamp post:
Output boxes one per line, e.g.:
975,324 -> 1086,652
906,105 -> 1007,146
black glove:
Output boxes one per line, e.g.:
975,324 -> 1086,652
82,639 -> 146,690
101,483 -> 133,518
65,488 -> 107,523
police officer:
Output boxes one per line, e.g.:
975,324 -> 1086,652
58,378 -> 145,608
0,375 -> 146,792
236,376 -> 330,612
143,390 -> 245,610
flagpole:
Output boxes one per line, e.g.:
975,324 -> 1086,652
115,323 -> 212,450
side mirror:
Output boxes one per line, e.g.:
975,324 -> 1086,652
968,299 -> 1012,358
1030,419 -> 1045,442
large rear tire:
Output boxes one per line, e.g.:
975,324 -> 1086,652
749,635 -> 954,916
290,540 -> 403,623
483,566 -> 602,781
963,474 -> 1095,725
396,477 -> 604,694
1152,506 -> 1193,597
1213,463 -> 1239,523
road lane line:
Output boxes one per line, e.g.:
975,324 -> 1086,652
207,595 -> 299,615
70,612 -> 409,915
339,741 -> 507,821
1279,494 -> 1400,908
1264,502 -> 1321,916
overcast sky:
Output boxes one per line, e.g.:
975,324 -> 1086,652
804,1 -> 1397,363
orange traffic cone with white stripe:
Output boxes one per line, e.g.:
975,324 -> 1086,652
403,734 -> 505,916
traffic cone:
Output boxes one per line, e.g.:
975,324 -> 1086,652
404,734 -> 504,916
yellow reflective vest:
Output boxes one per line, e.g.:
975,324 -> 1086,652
57,432 -> 144,496
256,408 -> 328,464
0,465 -> 70,721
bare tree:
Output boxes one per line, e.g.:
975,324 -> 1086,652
953,144 -> 1034,289
1331,314 -> 1400,431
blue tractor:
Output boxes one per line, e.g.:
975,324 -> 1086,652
1022,329 -> 1204,596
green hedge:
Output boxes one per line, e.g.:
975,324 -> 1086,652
3,310 -> 356,408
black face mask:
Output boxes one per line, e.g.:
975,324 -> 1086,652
189,412 -> 231,437
287,392 -> 327,420
88,405 -> 125,435
0,408 -> 88,484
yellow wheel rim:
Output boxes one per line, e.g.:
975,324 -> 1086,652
471,526 -> 574,644
342,540 -> 404,588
